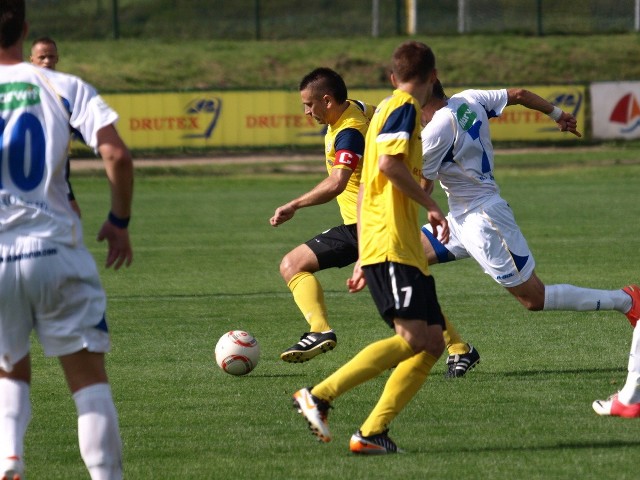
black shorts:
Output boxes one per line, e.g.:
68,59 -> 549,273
363,262 -> 445,329
305,224 -> 358,270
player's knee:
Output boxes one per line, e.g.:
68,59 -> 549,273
426,335 -> 446,358
279,254 -> 300,282
409,333 -> 445,357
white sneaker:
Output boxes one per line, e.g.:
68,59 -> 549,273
292,387 -> 332,442
1,456 -> 23,480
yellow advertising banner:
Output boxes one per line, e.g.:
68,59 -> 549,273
100,84 -> 585,150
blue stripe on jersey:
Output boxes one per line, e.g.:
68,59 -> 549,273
335,127 -> 365,155
479,101 -> 500,120
442,143 -> 455,164
467,120 -> 481,140
379,103 -> 416,137
353,100 -> 366,112
481,149 -> 491,173
60,96 -> 85,142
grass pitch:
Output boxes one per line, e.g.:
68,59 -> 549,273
24,149 -> 640,479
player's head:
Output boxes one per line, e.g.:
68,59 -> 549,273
299,67 -> 348,125
0,0 -> 26,49
30,36 -> 58,69
390,41 -> 437,103
391,41 -> 436,83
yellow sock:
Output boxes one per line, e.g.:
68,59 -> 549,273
443,315 -> 469,355
312,335 -> 414,402
287,272 -> 331,332
360,350 -> 438,436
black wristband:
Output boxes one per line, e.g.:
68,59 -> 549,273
108,211 -> 130,229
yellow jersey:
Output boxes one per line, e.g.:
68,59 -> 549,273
359,89 -> 429,275
325,100 -> 370,225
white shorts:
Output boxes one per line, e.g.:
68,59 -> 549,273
422,198 -> 535,287
0,235 -> 110,372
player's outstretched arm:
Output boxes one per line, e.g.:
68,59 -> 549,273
269,167 -> 352,227
506,88 -> 582,138
96,124 -> 134,269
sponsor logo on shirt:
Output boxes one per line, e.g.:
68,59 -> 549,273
456,103 -> 477,131
0,83 -> 40,110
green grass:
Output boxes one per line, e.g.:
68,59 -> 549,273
24,148 -> 640,478
51,34 -> 640,92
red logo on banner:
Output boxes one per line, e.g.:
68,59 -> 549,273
609,93 -> 640,133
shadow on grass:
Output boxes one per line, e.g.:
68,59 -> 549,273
500,367 -> 623,376
405,438 -> 640,456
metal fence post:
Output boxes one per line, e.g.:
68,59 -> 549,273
255,0 -> 261,40
406,0 -> 417,35
458,0 -> 466,34
537,0 -> 543,36
112,0 -> 120,39
372,0 -> 380,38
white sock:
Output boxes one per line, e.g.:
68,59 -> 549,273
0,378 -> 30,463
73,383 -> 123,480
543,284 -> 631,313
618,325 -> 640,404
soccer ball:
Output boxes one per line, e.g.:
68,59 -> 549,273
215,330 -> 260,376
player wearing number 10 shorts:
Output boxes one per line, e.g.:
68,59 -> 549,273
0,1 -> 134,478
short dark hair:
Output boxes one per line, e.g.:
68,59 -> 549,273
0,0 -> 25,49
32,36 -> 57,49
299,67 -> 348,104
391,41 -> 436,83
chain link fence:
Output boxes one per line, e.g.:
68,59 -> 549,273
29,0 -> 640,40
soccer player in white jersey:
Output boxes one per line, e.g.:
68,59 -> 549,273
420,79 -> 640,417
0,1 -> 134,479
30,36 -> 82,218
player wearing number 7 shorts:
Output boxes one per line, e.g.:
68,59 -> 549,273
0,1 -> 134,479
271,68 -> 479,377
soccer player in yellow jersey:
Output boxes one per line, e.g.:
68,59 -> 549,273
292,42 -> 451,454
271,68 -> 478,376
270,68 -> 370,361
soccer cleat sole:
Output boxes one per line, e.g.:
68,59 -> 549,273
349,436 -> 404,455
280,340 -> 336,363
292,392 -> 331,443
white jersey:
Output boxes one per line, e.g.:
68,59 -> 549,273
0,62 -> 118,246
422,89 -> 508,217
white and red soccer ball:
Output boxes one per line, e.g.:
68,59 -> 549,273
215,330 -> 260,376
